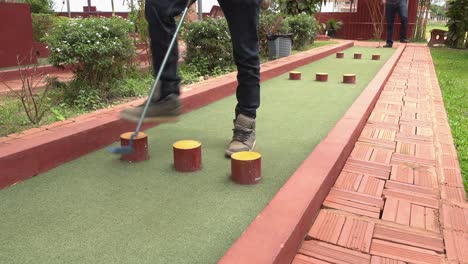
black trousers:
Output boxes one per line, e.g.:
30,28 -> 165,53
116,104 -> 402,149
145,0 -> 261,118
385,0 -> 409,45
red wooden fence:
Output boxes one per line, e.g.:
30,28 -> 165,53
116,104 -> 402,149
0,3 -> 36,68
315,0 -> 418,40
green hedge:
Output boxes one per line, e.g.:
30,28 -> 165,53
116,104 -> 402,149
285,14 -> 319,50
31,14 -> 68,42
45,17 -> 136,98
182,17 -> 235,77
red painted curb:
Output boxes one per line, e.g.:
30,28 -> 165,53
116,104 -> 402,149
218,45 -> 406,264
0,41 -> 353,189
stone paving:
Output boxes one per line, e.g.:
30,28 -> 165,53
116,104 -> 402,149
292,45 -> 467,264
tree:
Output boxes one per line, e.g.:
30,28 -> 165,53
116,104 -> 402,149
413,0 -> 431,42
430,3 -> 446,17
278,0 -> 322,15
446,0 -> 468,48
26,0 -> 54,14
367,0 -> 385,46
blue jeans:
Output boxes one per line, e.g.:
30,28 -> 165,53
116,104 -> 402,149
385,0 -> 408,45
145,0 -> 261,118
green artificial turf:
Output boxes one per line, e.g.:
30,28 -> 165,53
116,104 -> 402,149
0,47 -> 395,264
431,47 -> 468,196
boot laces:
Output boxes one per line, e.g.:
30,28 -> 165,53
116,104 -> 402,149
232,127 -> 252,143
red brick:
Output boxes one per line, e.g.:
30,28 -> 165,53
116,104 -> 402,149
443,230 -> 468,263
383,189 -> 439,209
308,210 -> 346,244
370,256 -> 406,264
299,240 -> 371,264
323,197 -> 381,219
370,239 -> 443,264
329,188 -> 385,209
373,225 -> 444,253
391,153 -> 436,166
440,203 -> 468,231
395,199 -> 411,226
413,167 -> 438,189
441,185 -> 467,203
384,180 -> 438,197
346,158 -> 392,177
292,254 -> 331,264
442,168 -> 464,187
441,154 -> 460,169
337,217 -> 375,253
357,175 -> 386,197
334,171 -> 363,192
425,207 -> 440,233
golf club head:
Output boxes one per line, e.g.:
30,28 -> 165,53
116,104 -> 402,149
108,146 -> 134,155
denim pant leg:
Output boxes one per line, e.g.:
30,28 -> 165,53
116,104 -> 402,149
145,0 -> 188,98
218,0 -> 262,118
398,0 -> 409,40
385,3 -> 397,45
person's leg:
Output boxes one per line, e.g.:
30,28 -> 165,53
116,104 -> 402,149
398,0 -> 409,42
385,2 -> 397,46
145,0 -> 188,99
218,0 -> 262,156
120,0 -> 188,122
218,0 -> 261,119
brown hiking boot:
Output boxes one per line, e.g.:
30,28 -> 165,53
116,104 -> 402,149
120,94 -> 181,123
225,114 -> 256,157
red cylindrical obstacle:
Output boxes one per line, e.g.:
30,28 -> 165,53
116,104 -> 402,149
316,73 -> 328,82
336,52 -> 344,59
173,140 -> 202,172
372,54 -> 381,60
120,132 -> 149,162
289,71 -> 301,80
354,53 -> 362,59
343,74 -> 356,84
231,151 -> 262,185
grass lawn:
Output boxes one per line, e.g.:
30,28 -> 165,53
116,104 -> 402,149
431,47 -> 468,195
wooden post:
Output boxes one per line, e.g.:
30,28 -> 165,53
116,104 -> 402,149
231,152 -> 262,185
336,52 -> 344,58
289,71 -> 302,80
343,74 -> 356,84
354,53 -> 362,59
173,140 -> 202,172
316,73 -> 328,82
120,132 -> 149,162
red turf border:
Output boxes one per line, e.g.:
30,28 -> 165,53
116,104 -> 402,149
0,41 -> 353,189
219,45 -> 406,264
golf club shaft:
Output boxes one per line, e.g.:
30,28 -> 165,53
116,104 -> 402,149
132,2 -> 191,139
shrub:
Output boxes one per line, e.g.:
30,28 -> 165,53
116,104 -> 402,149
182,17 -> 234,76
285,14 -> 318,50
278,0 -> 322,15
26,0 -> 54,14
31,14 -> 68,42
446,0 -> 468,49
45,17 -> 136,98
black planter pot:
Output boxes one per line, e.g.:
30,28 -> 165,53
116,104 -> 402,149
327,29 -> 336,38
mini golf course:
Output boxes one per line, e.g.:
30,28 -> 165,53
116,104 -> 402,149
0,46 -> 396,263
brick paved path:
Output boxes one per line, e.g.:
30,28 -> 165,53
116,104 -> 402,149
293,46 -> 467,264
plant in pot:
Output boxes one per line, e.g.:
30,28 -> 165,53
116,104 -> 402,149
326,19 -> 343,38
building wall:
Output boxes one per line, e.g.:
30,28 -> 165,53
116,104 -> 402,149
0,3 -> 36,68
315,0 -> 418,40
